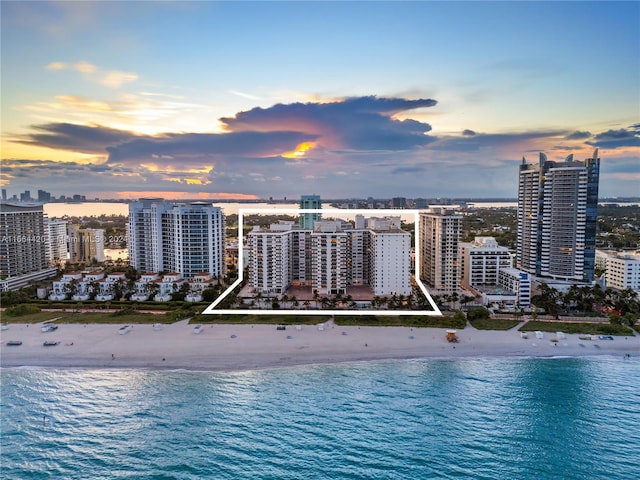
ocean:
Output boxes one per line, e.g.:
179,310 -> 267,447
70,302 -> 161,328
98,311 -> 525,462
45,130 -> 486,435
1,357 -> 639,479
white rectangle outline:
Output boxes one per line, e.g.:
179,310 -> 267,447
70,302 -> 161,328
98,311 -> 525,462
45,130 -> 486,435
202,209 -> 442,316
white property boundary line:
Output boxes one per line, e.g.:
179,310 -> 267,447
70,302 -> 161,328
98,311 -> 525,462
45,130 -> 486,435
202,209 -> 442,316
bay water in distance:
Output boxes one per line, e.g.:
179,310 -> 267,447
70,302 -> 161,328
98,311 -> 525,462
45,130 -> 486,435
2,357 -> 639,479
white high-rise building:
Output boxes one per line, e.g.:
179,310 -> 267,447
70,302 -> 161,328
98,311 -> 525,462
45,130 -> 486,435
0,202 -> 57,291
128,200 -> 225,279
419,209 -> 462,292
128,198 -> 167,273
517,150 -> 600,282
247,224 -> 292,295
595,250 -> 640,292
460,236 -> 513,289
248,215 -> 410,296
311,224 -> 348,295
498,268 -> 531,308
45,218 -> 68,263
370,229 -> 411,296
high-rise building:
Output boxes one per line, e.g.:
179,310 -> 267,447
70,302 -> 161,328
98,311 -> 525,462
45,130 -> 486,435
516,150 -> 600,282
128,200 -> 225,279
419,209 -> 462,292
45,218 -> 68,263
391,197 -> 407,208
1,189 -> 6,201
37,190 -> 52,202
68,225 -> 105,263
248,216 -> 411,296
128,198 -> 166,273
299,195 -> 322,229
0,202 -> 57,291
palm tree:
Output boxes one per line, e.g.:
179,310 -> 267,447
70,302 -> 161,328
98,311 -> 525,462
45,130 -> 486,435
320,297 -> 329,310
147,282 -> 160,301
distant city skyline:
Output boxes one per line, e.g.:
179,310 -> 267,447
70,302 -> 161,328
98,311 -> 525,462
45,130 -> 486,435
2,1 -> 638,199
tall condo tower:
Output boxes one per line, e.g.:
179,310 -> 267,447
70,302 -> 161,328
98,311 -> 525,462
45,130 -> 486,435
128,200 -> 225,279
516,150 -> 600,282
299,195 -> 322,229
0,202 -> 57,290
419,209 -> 462,292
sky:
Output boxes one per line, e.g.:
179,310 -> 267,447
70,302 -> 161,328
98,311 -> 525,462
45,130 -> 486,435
1,1 -> 639,201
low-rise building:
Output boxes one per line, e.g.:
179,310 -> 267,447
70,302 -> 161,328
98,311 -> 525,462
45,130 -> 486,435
595,250 -> 640,292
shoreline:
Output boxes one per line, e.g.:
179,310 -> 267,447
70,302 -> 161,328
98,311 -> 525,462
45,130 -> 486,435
2,320 -> 639,372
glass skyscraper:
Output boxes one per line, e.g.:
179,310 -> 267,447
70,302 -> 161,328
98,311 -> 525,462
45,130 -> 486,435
516,150 -> 600,282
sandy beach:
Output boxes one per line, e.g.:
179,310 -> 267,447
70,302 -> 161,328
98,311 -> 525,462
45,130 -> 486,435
2,320 -> 639,371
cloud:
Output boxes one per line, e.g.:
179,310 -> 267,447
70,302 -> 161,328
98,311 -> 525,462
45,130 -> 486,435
100,71 -> 138,88
586,125 -> 640,149
46,62 -> 66,70
7,96 -> 639,199
45,60 -> 137,88
431,130 -> 565,152
74,61 -> 97,74
219,95 -> 438,151
16,123 -> 140,154
228,90 -> 262,100
565,130 -> 591,140
19,92 -> 212,136
106,131 -> 318,163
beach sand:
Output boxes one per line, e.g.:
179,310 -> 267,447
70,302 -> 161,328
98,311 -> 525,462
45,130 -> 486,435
2,320 -> 639,371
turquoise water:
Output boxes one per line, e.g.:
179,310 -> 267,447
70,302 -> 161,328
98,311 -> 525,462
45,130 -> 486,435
2,358 -> 639,479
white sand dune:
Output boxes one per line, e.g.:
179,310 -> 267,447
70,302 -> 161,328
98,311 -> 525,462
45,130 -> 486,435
1,320 -> 639,371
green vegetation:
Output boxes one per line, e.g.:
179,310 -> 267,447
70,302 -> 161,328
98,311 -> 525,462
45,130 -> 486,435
469,318 -> 521,330
52,312 -> 171,324
1,310 -> 67,323
3,304 -> 41,317
334,315 -> 467,329
194,314 -> 325,325
192,313 -> 467,329
519,320 -> 634,336
596,205 -> 640,249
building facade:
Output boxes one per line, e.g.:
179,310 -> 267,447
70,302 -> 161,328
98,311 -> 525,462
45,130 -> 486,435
419,209 -> 462,292
299,195 -> 322,229
517,150 -> 600,282
128,200 -> 226,280
460,237 -> 513,289
248,216 -> 411,296
595,250 -> 640,292
497,268 -> 531,308
45,218 -> 68,263
0,202 -> 57,291
67,225 -> 105,263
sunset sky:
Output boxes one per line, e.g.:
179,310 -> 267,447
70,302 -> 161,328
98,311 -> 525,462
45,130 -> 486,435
1,1 -> 639,200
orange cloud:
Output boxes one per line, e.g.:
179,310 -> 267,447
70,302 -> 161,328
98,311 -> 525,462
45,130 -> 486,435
112,191 -> 260,201
282,141 -> 315,158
